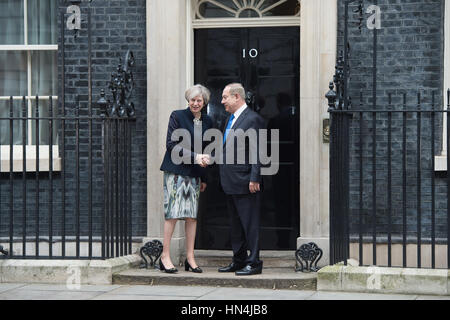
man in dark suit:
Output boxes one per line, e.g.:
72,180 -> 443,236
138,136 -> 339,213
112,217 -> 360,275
218,83 -> 265,276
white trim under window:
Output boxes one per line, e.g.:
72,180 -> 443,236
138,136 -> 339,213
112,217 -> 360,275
0,45 -> 58,51
435,0 -> 450,171
1,145 -> 61,172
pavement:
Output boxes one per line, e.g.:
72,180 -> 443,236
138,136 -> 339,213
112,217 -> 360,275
0,283 -> 449,300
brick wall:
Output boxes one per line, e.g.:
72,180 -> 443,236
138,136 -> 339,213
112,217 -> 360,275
337,0 -> 446,239
0,0 -> 147,240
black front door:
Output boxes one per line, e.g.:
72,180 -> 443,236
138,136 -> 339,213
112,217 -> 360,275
195,27 -> 300,250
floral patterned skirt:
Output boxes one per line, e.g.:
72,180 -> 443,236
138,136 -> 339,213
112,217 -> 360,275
163,172 -> 201,220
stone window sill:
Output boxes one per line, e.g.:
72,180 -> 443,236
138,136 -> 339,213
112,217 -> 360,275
1,146 -> 61,173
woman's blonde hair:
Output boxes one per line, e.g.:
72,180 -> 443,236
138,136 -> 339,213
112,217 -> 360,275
185,84 -> 211,105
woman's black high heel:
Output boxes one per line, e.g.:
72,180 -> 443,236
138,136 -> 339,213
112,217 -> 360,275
185,259 -> 203,273
159,259 -> 178,273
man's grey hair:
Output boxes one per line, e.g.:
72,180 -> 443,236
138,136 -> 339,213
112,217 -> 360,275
226,83 -> 246,100
185,84 -> 211,105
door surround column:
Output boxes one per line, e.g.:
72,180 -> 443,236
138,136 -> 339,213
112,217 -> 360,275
146,0 -> 190,264
146,0 -> 338,264
298,0 -> 337,267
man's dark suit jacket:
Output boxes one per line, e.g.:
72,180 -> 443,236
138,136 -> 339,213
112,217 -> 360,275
219,107 -> 266,195
160,107 -> 213,182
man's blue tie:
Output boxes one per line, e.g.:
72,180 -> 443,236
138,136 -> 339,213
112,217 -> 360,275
223,114 -> 235,144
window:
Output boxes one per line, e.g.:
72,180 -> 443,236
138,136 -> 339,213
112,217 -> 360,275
194,0 -> 301,19
0,0 -> 59,171
0,0 -> 58,146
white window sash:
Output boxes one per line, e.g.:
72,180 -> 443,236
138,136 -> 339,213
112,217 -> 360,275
0,0 -> 59,171
192,0 -> 300,21
0,45 -> 58,51
436,0 -> 450,171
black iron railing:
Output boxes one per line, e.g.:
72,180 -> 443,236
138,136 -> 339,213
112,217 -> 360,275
0,45 -> 136,260
0,3 -> 138,260
327,0 -> 449,269
0,95 -> 135,260
327,88 -> 450,269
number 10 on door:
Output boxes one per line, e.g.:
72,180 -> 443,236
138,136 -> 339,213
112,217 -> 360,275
243,49 -> 258,58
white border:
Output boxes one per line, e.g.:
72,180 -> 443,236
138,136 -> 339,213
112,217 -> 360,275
0,45 -> 58,51
435,0 -> 450,171
188,0 -> 301,89
192,16 -> 300,28
444,0 -> 450,154
0,1 -> 59,167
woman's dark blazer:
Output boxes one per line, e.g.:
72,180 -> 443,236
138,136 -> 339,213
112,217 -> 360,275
160,107 -> 213,182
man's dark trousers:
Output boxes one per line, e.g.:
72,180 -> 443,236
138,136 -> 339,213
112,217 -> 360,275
227,192 -> 261,267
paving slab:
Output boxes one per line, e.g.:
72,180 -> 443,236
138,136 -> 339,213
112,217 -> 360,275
45,291 -> 106,300
197,287 -> 316,300
92,294 -> 198,300
107,284 -> 217,297
22,284 -> 123,292
0,283 -> 450,300
0,287 -> 103,300
0,283 -> 27,294
416,295 -> 450,300
307,291 -> 418,300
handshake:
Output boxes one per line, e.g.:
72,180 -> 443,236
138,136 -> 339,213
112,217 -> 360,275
195,154 -> 211,168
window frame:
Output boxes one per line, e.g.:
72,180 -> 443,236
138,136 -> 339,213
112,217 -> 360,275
191,0 -> 301,28
435,0 -> 450,171
0,0 -> 60,172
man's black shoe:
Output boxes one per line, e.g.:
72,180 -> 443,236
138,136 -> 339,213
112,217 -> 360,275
235,264 -> 263,276
218,262 -> 245,273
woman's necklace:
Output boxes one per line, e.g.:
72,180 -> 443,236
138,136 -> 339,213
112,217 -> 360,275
193,116 -> 202,125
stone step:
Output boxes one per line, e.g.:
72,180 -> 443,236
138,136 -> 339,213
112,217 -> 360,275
180,250 -> 299,269
113,267 -> 317,290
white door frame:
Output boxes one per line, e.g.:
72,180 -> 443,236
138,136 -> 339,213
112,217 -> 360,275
146,0 -> 337,266
185,0 -> 301,89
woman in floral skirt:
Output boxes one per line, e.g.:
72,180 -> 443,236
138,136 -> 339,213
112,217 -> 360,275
159,84 -> 213,273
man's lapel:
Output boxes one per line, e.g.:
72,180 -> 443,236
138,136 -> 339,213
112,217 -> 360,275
231,107 -> 250,130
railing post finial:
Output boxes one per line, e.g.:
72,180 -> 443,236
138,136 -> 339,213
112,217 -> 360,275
325,82 -> 337,111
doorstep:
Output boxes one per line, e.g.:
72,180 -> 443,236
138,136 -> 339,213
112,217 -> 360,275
113,267 -> 317,290
114,250 -> 317,290
179,250 -> 299,268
